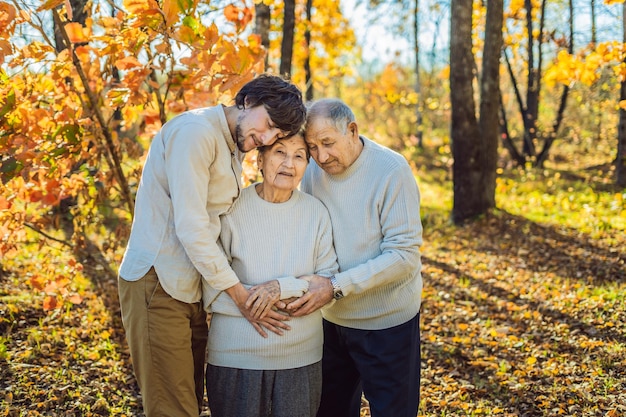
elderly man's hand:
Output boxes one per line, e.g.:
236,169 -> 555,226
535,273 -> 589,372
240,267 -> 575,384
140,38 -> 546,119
285,275 -> 333,317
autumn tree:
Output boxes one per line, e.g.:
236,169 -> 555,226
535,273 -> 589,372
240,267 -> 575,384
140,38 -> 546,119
450,0 -> 503,223
254,2 -> 271,69
304,0 -> 314,100
363,0 -> 425,146
617,0 -> 626,186
264,0 -> 357,98
542,0 -> 625,186
0,0 -> 264,309
501,0 -> 575,167
280,0 -> 296,77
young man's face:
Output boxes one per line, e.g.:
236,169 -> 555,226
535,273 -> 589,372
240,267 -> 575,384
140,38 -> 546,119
305,117 -> 361,175
235,105 -> 288,153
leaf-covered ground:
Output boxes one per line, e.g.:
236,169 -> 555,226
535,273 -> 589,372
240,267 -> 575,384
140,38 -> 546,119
1,151 -> 625,416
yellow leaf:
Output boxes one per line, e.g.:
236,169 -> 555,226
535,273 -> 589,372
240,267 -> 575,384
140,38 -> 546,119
527,356 -> 537,365
106,88 -> 131,106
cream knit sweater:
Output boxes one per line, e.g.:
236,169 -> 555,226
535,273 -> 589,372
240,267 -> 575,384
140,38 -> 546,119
204,185 -> 338,370
301,136 -> 423,330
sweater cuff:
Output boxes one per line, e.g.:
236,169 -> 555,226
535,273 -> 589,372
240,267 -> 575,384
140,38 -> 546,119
204,268 -> 240,291
277,277 -> 309,299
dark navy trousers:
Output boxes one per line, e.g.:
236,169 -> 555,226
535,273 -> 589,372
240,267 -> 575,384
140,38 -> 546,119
316,314 -> 421,417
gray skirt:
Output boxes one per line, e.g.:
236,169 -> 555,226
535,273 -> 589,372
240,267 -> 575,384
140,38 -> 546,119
206,361 -> 322,417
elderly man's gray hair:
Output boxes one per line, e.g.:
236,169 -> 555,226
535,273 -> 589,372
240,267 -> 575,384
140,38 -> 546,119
306,98 -> 355,135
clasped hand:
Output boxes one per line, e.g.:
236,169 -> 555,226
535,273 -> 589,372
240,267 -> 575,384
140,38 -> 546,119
241,275 -> 334,337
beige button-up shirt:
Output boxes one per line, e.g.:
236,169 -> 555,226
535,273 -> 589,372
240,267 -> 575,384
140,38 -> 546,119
119,105 -> 242,303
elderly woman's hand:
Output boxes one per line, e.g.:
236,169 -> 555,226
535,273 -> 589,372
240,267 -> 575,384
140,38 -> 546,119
246,280 -> 281,319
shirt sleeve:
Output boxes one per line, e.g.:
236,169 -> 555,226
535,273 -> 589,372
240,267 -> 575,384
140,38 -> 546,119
314,206 -> 339,277
334,164 -> 422,296
165,121 -> 240,291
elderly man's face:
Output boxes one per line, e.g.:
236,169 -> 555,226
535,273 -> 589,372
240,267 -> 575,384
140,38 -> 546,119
305,117 -> 361,175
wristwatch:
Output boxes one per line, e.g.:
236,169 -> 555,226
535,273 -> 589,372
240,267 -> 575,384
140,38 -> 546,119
329,275 -> 344,300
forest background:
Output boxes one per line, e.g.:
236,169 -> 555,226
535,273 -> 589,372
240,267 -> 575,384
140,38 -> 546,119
1,0 -> 625,416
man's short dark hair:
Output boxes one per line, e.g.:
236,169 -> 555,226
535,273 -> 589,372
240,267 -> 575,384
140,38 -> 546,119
235,74 -> 306,138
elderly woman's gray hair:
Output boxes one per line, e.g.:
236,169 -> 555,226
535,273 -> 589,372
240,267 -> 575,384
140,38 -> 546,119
257,129 -> 310,161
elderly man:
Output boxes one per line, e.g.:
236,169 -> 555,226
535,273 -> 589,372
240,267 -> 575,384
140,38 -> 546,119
288,98 -> 423,417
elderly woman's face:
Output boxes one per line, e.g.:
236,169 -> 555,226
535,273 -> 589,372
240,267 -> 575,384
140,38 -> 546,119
258,135 -> 309,192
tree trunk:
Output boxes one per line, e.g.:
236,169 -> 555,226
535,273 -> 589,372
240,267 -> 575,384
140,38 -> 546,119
522,0 -> 543,158
414,0 -> 423,148
280,0 -> 296,78
54,0 -> 87,52
591,0 -> 597,45
478,0 -> 503,210
254,3 -> 271,70
450,0 -> 482,223
537,0 -> 573,167
617,2 -> 626,187
304,0 -> 313,101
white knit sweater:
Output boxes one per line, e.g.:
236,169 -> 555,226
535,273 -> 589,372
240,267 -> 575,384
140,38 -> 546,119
301,136 -> 423,330
203,185 -> 338,370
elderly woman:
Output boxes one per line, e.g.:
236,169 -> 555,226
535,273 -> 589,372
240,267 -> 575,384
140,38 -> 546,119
203,132 -> 338,417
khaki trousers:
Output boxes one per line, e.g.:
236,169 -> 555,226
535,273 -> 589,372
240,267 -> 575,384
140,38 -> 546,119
118,268 -> 207,417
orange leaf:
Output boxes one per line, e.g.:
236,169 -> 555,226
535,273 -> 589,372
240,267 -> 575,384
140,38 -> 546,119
29,190 -> 43,203
0,39 -> 12,65
224,4 -> 240,22
42,192 -> 60,206
115,55 -> 142,70
0,196 -> 10,210
44,281 -> 59,294
37,0 -> 64,12
161,0 -> 181,26
43,295 -> 58,310
203,23 -> 219,48
123,0 -> 159,15
65,22 -> 88,43
68,294 -> 83,305
0,2 -> 17,32
241,6 -> 253,27
30,275 -> 46,290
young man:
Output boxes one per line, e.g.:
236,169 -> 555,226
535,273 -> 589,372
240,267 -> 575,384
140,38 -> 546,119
290,98 -> 423,417
118,74 -> 306,417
